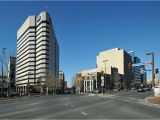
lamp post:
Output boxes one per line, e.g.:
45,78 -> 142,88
146,52 -> 155,87
103,60 -> 108,93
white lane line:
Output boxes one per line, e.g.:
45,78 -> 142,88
123,99 -> 130,102
70,105 -> 74,107
0,108 -> 39,117
80,111 -> 87,116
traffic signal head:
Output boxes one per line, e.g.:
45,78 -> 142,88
155,68 -> 159,74
128,63 -> 132,70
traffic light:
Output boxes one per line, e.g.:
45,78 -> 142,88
155,68 -> 159,74
128,63 -> 132,70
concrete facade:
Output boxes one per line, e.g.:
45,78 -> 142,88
16,11 -> 59,93
96,48 -> 132,89
78,69 -> 102,93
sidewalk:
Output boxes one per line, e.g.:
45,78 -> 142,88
0,95 -> 31,100
146,96 -> 160,105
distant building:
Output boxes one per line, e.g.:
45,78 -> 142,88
133,65 -> 147,84
16,11 -> 59,93
78,68 -> 102,93
64,81 -> 67,92
96,48 -> 132,89
8,56 -> 16,91
58,71 -> 65,93
128,52 -> 147,87
77,67 -> 124,93
0,76 -> 8,96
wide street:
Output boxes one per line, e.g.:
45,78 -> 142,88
0,90 -> 160,119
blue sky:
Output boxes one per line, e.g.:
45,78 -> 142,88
0,1 -> 160,87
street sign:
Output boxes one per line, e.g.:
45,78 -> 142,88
101,76 -> 104,86
145,61 -> 152,67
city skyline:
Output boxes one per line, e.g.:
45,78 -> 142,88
0,1 -> 160,87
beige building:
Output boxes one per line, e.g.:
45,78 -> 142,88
74,68 -> 102,93
16,11 -> 59,93
96,48 -> 132,89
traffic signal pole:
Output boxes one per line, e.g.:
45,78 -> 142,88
146,52 -> 155,87
152,52 -> 155,87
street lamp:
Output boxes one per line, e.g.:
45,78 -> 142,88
103,60 -> 108,93
146,52 -> 155,87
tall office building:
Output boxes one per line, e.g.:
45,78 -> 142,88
16,12 -> 59,93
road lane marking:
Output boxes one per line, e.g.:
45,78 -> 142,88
0,108 -> 39,117
70,105 -> 74,107
122,99 -> 130,102
80,111 -> 87,116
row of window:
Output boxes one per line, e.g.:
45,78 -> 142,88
17,20 -> 49,41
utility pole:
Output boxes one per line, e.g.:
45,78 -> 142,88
103,60 -> 108,93
146,52 -> 155,87
152,52 -> 155,86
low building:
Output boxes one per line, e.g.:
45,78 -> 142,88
80,68 -> 101,93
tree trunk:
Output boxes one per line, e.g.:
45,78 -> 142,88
46,87 -> 48,96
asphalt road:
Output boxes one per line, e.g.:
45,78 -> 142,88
0,90 -> 160,119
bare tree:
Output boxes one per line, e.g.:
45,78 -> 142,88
72,73 -> 84,93
45,72 -> 56,95
112,73 -> 122,90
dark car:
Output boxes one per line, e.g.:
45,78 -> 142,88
65,90 -> 71,94
9,91 -> 20,97
137,88 -> 145,92
143,87 -> 151,91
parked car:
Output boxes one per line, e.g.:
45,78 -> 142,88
9,91 -> 20,97
137,88 -> 145,92
92,88 -> 102,94
143,87 -> 151,91
65,91 -> 71,94
131,87 -> 136,90
113,89 -> 118,92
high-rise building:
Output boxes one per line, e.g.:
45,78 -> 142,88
16,11 -> 59,93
